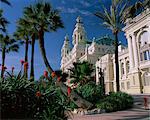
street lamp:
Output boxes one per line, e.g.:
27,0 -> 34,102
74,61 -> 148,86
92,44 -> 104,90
97,66 -> 105,95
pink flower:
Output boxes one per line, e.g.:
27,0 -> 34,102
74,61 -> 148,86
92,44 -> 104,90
44,70 -> 48,78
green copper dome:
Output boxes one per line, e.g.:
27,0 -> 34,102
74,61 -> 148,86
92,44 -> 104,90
95,35 -> 114,45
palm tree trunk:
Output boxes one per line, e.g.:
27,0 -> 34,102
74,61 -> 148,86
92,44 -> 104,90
114,32 -> 120,92
56,81 -> 93,109
30,34 -> 35,81
38,28 -> 93,109
24,39 -> 29,78
38,29 -> 53,73
1,46 -> 6,78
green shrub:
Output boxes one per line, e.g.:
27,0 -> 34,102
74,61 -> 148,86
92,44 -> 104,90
67,101 -> 78,110
96,92 -> 133,112
0,73 -> 68,120
76,81 -> 104,103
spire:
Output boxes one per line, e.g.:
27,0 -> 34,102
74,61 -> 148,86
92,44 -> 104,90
61,34 -> 70,58
65,34 -> 69,41
72,16 -> 87,45
63,34 -> 70,47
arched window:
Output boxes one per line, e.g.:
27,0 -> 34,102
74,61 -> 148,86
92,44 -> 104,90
121,63 -> 124,76
74,34 -> 76,44
139,31 -> 149,47
143,50 -> 150,60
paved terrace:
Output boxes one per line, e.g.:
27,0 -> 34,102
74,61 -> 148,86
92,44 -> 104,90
69,94 -> 150,120
70,108 -> 150,120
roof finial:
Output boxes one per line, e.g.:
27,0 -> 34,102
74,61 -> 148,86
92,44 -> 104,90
76,16 -> 82,23
65,34 -> 69,41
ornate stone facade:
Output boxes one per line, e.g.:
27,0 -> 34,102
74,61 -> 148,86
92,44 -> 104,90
61,16 -> 114,73
96,9 -> 150,94
61,9 -> 150,94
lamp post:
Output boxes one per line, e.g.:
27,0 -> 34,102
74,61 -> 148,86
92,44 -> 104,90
97,66 -> 105,95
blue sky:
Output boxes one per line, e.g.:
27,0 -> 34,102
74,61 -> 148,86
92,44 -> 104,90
0,0 -> 127,79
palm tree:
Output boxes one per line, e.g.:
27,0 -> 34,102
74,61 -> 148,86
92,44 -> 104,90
122,1 -> 143,21
23,2 -> 93,109
22,6 -> 39,81
0,34 -> 19,78
0,0 -> 11,6
0,0 -> 11,32
22,2 -> 64,77
0,9 -> 9,32
123,0 -> 150,22
143,0 -> 150,9
29,33 -> 36,80
69,61 -> 94,85
14,18 -> 31,78
95,0 -> 129,92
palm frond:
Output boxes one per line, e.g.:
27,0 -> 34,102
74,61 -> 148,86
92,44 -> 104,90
0,0 -> 11,6
6,44 -> 19,53
0,34 -> 19,53
0,9 -> 9,32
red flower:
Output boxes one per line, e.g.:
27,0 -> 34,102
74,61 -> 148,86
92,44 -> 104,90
20,60 -> 25,65
44,70 -> 48,78
51,72 -> 56,78
24,62 -> 28,70
36,91 -> 42,97
57,77 -> 61,82
67,87 -> 71,96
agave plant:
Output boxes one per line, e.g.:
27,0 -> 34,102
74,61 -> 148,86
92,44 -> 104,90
0,70 -> 69,119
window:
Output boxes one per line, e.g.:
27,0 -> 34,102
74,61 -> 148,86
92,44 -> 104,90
121,82 -> 125,90
144,51 -> 147,60
121,63 -> 124,75
144,50 -> 150,60
127,81 -> 130,89
144,72 -> 150,86
80,35 -> 82,40
139,31 -> 149,47
74,34 -> 76,44
133,76 -> 135,85
126,61 -> 129,73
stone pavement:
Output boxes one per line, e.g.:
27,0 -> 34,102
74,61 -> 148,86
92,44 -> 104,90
69,94 -> 150,120
70,108 -> 150,120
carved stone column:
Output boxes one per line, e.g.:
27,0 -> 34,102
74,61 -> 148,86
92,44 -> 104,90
124,59 -> 127,78
132,33 -> 139,71
127,35 -> 134,72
